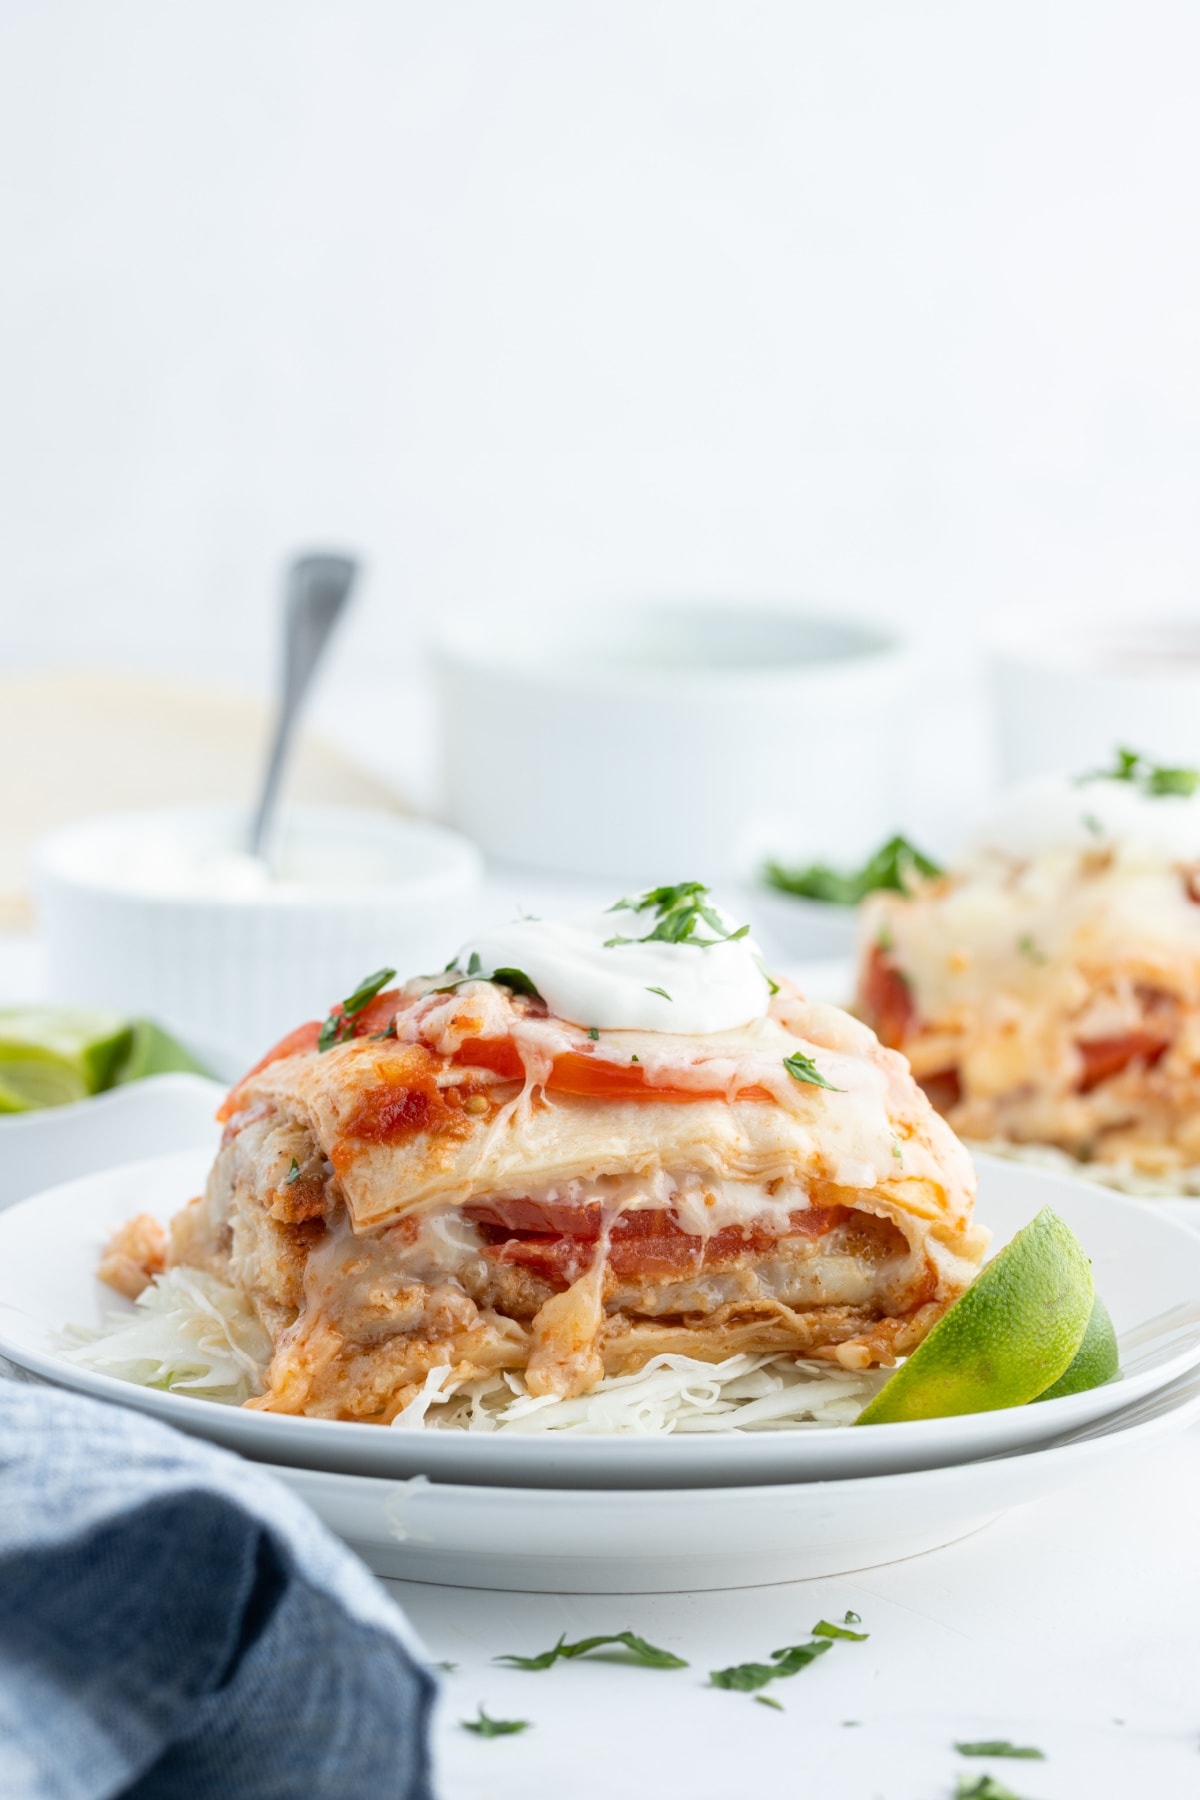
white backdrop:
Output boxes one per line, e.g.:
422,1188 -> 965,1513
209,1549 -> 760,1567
3,2 -> 1200,825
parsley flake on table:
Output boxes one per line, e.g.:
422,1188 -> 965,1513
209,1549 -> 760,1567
709,1637 -> 831,1692
497,1631 -> 687,1671
783,1050 -> 841,1092
317,966 -> 397,1051
955,1741 -> 1045,1760
646,986 -> 672,1002
461,1706 -> 530,1738
954,1775 -> 1031,1800
843,1610 -> 861,1624
812,1618 -> 869,1642
755,1695 -> 784,1711
604,881 -> 750,950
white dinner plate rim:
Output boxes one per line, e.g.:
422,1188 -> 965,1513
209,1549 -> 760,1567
2,1146 -> 1200,1489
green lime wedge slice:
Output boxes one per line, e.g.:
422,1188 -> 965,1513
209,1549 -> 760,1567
1033,1294 -> 1119,1401
0,1007 -> 133,1113
855,1206 -> 1095,1425
114,1019 -> 212,1084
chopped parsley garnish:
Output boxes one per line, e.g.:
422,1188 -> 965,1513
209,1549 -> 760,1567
765,835 -> 941,907
955,1777 -> 1030,1800
843,1610 -> 861,1624
710,1637 -> 832,1691
646,986 -> 672,1002
434,957 -> 543,1003
497,1631 -> 687,1672
812,1619 -> 869,1641
587,1027 -> 600,1041
783,1050 -> 841,1092
1016,932 -> 1046,965
605,881 -> 750,950
434,1660 -> 458,1673
317,966 -> 396,1051
491,966 -> 542,1000
755,1695 -> 784,1711
284,1158 -> 301,1184
1079,746 -> 1200,797
753,952 -> 780,996
955,1742 -> 1045,1760
461,1706 -> 530,1737
631,1053 -> 640,1063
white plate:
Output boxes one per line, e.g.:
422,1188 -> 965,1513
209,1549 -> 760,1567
2,1147 -> 1199,1487
0,1074 -> 224,1212
271,1368 -> 1200,1591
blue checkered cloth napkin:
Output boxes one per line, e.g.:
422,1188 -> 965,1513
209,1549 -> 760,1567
0,1377 -> 436,1800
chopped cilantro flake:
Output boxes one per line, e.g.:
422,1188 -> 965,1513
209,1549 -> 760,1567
497,1631 -> 686,1672
783,1051 -> 841,1092
605,881 -> 750,949
812,1619 -> 868,1642
765,835 -> 941,907
1079,746 -> 1200,798
587,1027 -> 600,1040
954,1776 -> 1031,1800
955,1742 -> 1045,1760
710,1638 -> 831,1691
284,1158 -> 301,1185
646,986 -> 672,1002
461,1706 -> 529,1737
318,967 -> 396,1051
755,1695 -> 784,1711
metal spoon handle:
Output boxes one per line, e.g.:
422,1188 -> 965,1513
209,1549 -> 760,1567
249,552 -> 358,860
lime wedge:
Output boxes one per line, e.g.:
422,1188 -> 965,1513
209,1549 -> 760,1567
1033,1294 -> 1119,1402
855,1206 -> 1095,1425
113,1019 -> 212,1084
0,1007 -> 133,1113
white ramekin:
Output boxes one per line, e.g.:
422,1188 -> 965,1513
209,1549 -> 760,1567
991,618 -> 1200,784
32,807 -> 483,1066
436,602 -> 915,881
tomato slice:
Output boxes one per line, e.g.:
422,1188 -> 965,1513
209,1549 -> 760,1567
480,1203 -> 851,1285
1076,1031 -> 1169,1094
860,944 -> 915,1048
452,1041 -> 771,1103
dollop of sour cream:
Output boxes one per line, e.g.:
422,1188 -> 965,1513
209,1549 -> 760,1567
968,773 -> 1200,865
457,909 -> 772,1034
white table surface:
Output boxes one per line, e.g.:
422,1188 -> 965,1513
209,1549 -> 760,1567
5,923 -> 1200,1799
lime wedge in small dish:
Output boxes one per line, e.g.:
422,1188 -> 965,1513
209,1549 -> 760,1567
0,1008 -> 133,1113
113,1019 -> 212,1084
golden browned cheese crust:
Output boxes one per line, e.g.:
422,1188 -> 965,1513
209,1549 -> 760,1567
158,976 -> 983,1420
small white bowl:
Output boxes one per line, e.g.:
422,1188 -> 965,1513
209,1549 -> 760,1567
32,807 -> 483,1065
437,601 -> 915,880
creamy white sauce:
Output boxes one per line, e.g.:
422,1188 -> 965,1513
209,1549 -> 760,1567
456,909 -> 772,1033
969,773 -> 1200,864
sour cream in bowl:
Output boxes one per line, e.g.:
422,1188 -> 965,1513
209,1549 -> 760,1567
32,807 -> 483,1065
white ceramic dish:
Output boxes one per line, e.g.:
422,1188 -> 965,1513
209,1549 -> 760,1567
0,1074 -> 223,1212
32,805 -> 482,1063
272,1369 -> 1200,1591
437,602 -> 915,881
748,887 -> 860,963
2,1148 -> 1199,1488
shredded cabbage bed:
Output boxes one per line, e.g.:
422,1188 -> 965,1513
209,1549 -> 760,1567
66,1269 -> 889,1432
